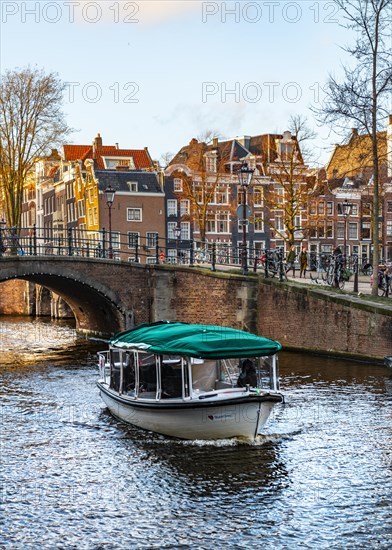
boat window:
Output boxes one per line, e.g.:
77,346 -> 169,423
138,353 -> 157,397
256,356 -> 276,390
192,360 -> 218,392
123,351 -> 136,395
109,349 -> 122,392
161,358 -> 182,398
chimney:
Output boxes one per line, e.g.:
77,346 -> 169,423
115,143 -> 119,149
93,133 -> 103,150
212,137 -> 219,147
237,136 -> 251,149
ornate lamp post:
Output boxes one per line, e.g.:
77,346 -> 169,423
237,162 -> 255,274
104,185 -> 116,259
342,199 -> 352,267
174,224 -> 181,263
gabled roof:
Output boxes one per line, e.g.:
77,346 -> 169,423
95,170 -> 162,194
63,144 -> 154,171
326,130 -> 388,180
170,137 -> 249,168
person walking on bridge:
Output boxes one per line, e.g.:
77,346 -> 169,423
286,245 -> 296,278
299,246 -> 308,278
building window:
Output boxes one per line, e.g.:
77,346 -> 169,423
275,215 -> 284,231
310,202 -> 317,215
167,199 -> 177,217
173,178 -> 183,192
318,202 -> 325,215
362,202 -> 371,217
167,222 -> 178,239
386,220 -> 392,237
348,222 -> 358,239
77,200 -> 85,218
216,212 -> 229,233
276,187 -> 284,205
146,232 -> 158,248
361,223 -> 371,240
180,222 -> 190,240
111,232 -> 120,249
128,232 -> 139,248
387,201 -> 392,213
327,202 -> 333,215
337,222 -> 345,239
127,181 -> 138,192
205,154 -> 217,173
351,204 -> 358,216
326,222 -> 333,238
180,199 -> 190,216
254,212 -> 264,232
215,187 -> 229,204
127,208 -> 142,221
253,188 -> 263,206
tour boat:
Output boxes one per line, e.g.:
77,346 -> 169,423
97,321 -> 283,440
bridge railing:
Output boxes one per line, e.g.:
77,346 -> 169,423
0,226 -> 385,278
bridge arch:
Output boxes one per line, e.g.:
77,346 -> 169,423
0,257 -> 136,336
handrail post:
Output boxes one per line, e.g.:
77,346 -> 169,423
101,229 -> 106,258
135,241 -> 139,263
353,254 -> 359,293
68,227 -> 73,256
33,224 -> 37,256
278,248 -> 285,282
189,239 -> 194,267
211,242 -> 216,272
264,250 -> 269,278
0,227 -> 3,257
155,234 -> 159,265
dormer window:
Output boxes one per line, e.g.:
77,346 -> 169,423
205,152 -> 217,173
102,157 -> 136,169
127,181 -> 138,192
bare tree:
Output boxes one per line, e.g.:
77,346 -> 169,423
258,116 -> 316,247
316,0 -> 392,295
0,67 -> 71,228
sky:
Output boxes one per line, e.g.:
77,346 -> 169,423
0,0 -> 357,166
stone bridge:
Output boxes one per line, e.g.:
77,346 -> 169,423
0,256 -> 391,360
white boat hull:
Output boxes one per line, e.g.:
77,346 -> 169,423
98,383 -> 280,440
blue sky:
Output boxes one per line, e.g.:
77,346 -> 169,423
1,1 -> 355,165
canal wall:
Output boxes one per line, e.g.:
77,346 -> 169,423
152,267 -> 392,361
258,279 -> 392,361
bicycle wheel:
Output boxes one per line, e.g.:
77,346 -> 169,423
338,277 -> 345,290
326,264 -> 334,285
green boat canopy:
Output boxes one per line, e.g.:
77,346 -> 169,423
110,321 -> 282,359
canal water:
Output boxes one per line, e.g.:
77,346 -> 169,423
1,317 -> 391,549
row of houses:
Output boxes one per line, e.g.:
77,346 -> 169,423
5,116 -> 392,263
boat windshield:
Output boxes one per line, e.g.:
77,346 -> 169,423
191,356 -> 279,392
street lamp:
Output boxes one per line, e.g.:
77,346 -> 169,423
342,199 -> 352,267
174,224 -> 181,264
104,185 -> 116,259
237,161 -> 255,274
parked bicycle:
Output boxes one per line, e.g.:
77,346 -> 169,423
376,264 -> 392,297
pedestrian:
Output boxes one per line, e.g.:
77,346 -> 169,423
286,244 -> 296,278
299,246 -> 308,278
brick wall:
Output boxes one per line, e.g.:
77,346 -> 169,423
258,280 -> 392,360
0,280 -> 32,315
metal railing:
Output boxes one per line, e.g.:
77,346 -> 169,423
0,226 -> 389,292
